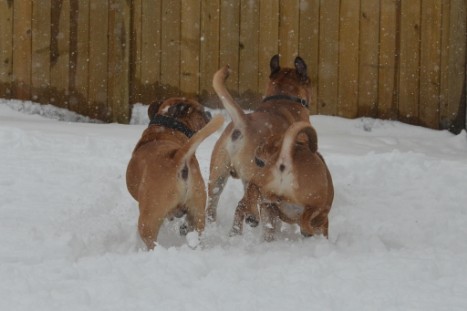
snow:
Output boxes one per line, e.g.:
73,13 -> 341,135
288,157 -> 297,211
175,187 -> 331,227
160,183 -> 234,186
1,99 -> 467,311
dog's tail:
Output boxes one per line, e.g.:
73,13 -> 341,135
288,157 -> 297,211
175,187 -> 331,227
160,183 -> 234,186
212,65 -> 246,128
276,121 -> 318,170
173,115 -> 224,165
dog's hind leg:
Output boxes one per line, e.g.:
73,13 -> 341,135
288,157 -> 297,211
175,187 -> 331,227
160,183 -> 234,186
243,183 -> 261,227
230,183 -> 261,235
299,208 -> 329,238
230,199 -> 247,236
137,208 -> 165,250
260,203 -> 280,242
207,141 -> 232,222
184,183 -> 207,237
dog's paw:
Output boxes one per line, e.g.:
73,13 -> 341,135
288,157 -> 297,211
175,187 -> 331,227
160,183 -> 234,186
263,234 -> 275,242
186,231 -> 200,249
229,226 -> 242,237
206,209 -> 216,223
245,215 -> 259,227
179,223 -> 189,236
300,229 -> 313,238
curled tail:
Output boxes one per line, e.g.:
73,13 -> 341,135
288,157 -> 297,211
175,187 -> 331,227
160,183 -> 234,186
212,65 -> 246,128
276,121 -> 318,170
173,115 -> 224,165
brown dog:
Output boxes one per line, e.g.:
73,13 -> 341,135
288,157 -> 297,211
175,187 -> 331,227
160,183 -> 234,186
207,55 -> 312,235
251,121 -> 334,241
126,98 -> 223,249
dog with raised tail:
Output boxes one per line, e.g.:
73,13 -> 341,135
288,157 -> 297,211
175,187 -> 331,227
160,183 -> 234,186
208,55 -> 313,235
126,98 -> 223,249
251,121 -> 334,241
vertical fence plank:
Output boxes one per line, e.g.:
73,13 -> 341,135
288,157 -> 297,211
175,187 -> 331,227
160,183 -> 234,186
88,0 -> 108,120
239,0 -> 259,105
378,0 -> 398,120
50,0 -> 70,109
358,0 -> 380,117
399,0 -> 421,125
31,0 -> 51,105
199,0 -> 220,105
140,0 -> 161,104
108,0 -> 130,123
220,0 -> 240,96
181,0 -> 201,97
419,0 -> 442,129
160,0 -> 181,96
0,0 -> 13,98
439,0 -> 451,129
318,0 -> 339,115
337,0 -> 360,118
130,0 -> 142,104
440,0 -> 466,131
299,0 -> 319,114
279,0 -> 299,66
13,0 -> 32,100
73,0 -> 89,116
259,0 -> 279,94
450,0 -> 466,132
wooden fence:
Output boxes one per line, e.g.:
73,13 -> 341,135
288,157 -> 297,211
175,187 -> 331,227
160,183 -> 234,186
0,0 -> 466,132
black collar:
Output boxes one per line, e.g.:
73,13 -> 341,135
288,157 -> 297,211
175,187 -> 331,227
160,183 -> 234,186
262,94 -> 309,108
148,115 -> 195,138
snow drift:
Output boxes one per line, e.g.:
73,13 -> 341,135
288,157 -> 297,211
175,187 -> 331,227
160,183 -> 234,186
1,100 -> 467,311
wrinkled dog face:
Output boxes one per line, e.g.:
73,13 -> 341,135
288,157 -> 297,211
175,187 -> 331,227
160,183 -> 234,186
148,97 -> 212,132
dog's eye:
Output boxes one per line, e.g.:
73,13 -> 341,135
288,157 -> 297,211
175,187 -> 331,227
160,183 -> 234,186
255,157 -> 265,168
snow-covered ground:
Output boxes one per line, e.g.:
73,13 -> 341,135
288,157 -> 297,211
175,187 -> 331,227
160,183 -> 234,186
1,99 -> 467,311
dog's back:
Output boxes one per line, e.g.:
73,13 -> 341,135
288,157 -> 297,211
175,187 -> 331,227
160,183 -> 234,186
126,98 -> 223,249
262,121 -> 334,239
207,55 -> 314,225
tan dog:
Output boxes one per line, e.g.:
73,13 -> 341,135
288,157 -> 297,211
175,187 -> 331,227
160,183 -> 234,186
126,98 -> 223,249
207,55 -> 312,235
250,121 -> 334,241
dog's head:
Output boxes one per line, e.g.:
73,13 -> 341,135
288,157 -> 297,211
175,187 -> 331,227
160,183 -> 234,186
265,55 -> 312,104
147,97 -> 212,133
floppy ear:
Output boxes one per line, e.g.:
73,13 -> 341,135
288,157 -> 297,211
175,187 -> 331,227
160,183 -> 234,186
167,102 -> 192,119
270,54 -> 281,76
147,100 -> 163,119
294,56 -> 308,81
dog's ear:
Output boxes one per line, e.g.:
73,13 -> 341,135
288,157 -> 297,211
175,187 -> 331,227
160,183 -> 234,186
167,102 -> 192,119
148,100 -> 164,119
270,54 -> 281,76
294,56 -> 308,81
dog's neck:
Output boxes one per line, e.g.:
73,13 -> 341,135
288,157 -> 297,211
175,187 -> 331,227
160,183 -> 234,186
262,94 -> 309,108
148,115 -> 195,138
